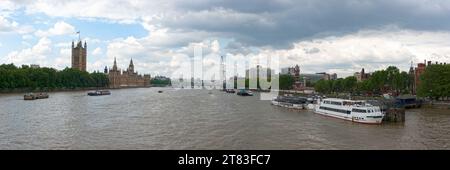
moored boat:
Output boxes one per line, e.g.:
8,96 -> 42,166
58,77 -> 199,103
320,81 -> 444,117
225,89 -> 235,93
271,96 -> 307,109
237,89 -> 253,96
24,93 -> 36,100
36,93 -> 49,99
88,90 -> 111,96
314,98 -> 384,124
24,93 -> 49,100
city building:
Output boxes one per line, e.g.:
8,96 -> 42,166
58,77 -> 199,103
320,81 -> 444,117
71,40 -> 87,71
330,73 -> 338,80
408,62 -> 415,94
354,68 -> 371,82
281,65 -> 300,76
410,60 -> 447,94
107,58 -> 151,88
280,65 -> 302,89
280,67 -> 290,75
288,72 -> 336,91
281,65 -> 299,76
316,72 -> 331,80
152,76 -> 171,82
300,72 -> 337,83
30,64 -> 40,69
300,74 -> 324,84
281,65 -> 337,89
292,65 -> 301,90
245,65 -> 274,80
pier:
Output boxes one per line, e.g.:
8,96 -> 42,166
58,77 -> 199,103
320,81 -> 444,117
383,108 -> 406,122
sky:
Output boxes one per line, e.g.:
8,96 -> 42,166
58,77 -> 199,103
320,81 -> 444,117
1,0 -> 450,78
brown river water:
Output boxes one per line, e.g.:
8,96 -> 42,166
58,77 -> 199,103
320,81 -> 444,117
1,88 -> 449,149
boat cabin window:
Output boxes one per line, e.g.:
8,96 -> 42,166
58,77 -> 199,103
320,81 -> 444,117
324,100 -> 342,105
343,101 -> 354,106
353,102 -> 365,106
330,101 -> 342,105
319,106 -> 350,114
352,108 -> 367,113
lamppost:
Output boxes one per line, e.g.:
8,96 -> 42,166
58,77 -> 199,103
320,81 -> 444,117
430,89 -> 433,105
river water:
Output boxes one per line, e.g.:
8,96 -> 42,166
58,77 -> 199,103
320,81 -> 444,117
0,88 -> 449,150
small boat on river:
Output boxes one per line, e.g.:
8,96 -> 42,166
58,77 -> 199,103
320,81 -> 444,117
271,96 -> 308,109
24,93 -> 49,100
88,90 -> 111,96
237,89 -> 253,96
225,89 -> 236,93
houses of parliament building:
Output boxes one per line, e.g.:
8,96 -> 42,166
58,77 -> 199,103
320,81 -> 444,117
71,39 -> 151,88
105,58 -> 151,88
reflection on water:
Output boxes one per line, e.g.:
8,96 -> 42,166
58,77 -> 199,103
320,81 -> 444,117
1,88 -> 450,149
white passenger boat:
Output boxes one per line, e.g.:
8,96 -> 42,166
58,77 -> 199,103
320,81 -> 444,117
314,98 -> 384,124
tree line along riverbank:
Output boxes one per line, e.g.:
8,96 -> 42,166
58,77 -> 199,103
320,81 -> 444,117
0,64 -> 108,93
0,63 -> 174,93
312,65 -> 450,101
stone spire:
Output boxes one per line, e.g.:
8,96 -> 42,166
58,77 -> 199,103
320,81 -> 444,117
129,58 -> 134,72
295,64 -> 300,76
112,57 -> 118,71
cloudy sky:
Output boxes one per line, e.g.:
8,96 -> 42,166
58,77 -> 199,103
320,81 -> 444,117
1,0 -> 450,78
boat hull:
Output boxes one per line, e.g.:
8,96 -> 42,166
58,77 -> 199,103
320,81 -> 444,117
88,90 -> 111,96
24,96 -> 36,100
88,93 -> 110,96
24,93 -> 48,100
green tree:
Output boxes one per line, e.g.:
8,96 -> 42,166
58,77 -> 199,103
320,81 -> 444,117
0,64 -> 109,91
343,76 -> 357,93
278,74 -> 294,90
315,79 -> 332,94
417,64 -> 450,99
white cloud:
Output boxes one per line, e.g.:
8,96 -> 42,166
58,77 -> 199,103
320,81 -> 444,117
251,28 -> 450,77
55,42 -> 72,48
0,16 -> 33,34
0,0 -> 20,13
23,0 -> 159,23
100,27 -> 450,78
168,29 -> 450,78
0,16 -> 18,32
211,40 -> 220,53
35,21 -> 75,37
22,34 -> 33,40
59,48 -> 70,56
54,48 -> 71,69
2,37 -> 52,65
32,37 -> 52,54
92,47 -> 102,56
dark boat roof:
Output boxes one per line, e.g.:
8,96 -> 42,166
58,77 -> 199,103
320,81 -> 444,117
396,95 -> 416,100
